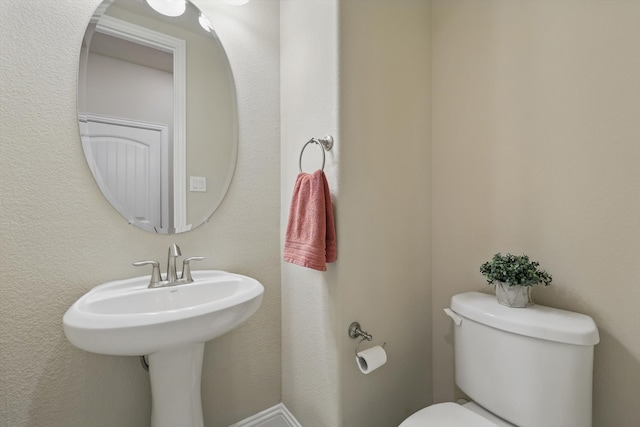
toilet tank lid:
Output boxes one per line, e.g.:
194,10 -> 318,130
450,292 -> 600,346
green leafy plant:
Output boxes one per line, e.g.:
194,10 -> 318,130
480,253 -> 552,287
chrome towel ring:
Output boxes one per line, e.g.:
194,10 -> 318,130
299,135 -> 334,173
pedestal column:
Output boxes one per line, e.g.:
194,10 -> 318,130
148,343 -> 205,427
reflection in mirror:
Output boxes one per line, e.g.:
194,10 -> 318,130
79,0 -> 238,234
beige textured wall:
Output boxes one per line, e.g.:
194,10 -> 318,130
338,1 -> 432,425
0,1 -> 281,426
280,1 -> 341,425
281,1 -> 432,426
431,1 -> 640,426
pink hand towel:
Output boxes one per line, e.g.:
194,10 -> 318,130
284,169 -> 337,271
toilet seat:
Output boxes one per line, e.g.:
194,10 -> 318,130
399,402 -> 499,427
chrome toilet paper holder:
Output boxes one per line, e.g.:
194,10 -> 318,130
348,322 -> 386,355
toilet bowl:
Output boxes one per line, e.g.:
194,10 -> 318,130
400,402 -> 514,427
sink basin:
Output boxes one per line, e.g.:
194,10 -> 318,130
63,270 -> 264,356
63,270 -> 264,427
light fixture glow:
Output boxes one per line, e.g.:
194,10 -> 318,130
146,0 -> 187,17
224,0 -> 250,5
198,12 -> 213,33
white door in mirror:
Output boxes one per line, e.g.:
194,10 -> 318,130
86,118 -> 168,230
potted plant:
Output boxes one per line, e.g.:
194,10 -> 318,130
479,253 -> 552,307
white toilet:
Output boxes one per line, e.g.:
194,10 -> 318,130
400,292 -> 600,427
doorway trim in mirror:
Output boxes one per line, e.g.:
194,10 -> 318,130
91,15 -> 189,231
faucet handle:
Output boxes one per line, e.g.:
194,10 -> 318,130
181,256 -> 205,282
133,260 -> 161,288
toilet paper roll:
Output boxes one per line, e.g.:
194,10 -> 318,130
356,345 -> 387,374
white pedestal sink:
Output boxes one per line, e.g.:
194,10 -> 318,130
63,270 -> 264,427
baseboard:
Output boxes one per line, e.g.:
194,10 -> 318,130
230,403 -> 301,427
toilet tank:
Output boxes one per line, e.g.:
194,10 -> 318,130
449,292 -> 599,427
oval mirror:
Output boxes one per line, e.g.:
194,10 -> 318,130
78,0 -> 238,234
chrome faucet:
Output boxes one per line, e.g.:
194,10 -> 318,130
166,243 -> 182,284
133,244 -> 204,288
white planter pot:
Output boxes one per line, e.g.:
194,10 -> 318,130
495,282 -> 530,308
